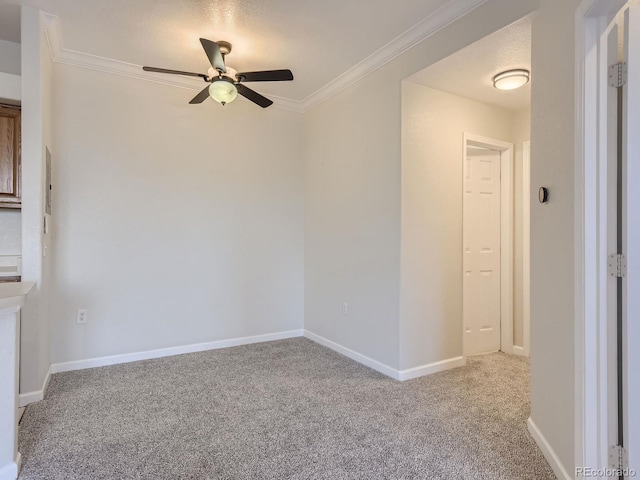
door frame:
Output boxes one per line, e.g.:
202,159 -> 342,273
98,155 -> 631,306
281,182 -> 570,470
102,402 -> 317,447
522,140 -> 531,357
575,0 -> 629,471
462,133 -> 514,356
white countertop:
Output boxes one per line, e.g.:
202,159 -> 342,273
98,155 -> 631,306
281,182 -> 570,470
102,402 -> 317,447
0,282 -> 35,312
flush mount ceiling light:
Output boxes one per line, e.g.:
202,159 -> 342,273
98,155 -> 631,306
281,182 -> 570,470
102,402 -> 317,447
492,69 -> 530,90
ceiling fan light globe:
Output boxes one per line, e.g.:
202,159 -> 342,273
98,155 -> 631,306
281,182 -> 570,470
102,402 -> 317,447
209,79 -> 238,105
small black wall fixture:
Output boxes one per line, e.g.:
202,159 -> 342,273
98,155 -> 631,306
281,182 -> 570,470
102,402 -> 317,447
539,187 -> 549,204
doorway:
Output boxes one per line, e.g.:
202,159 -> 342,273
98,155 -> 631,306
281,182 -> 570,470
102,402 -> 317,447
398,14 -> 532,373
463,134 -> 513,356
576,0 -> 639,471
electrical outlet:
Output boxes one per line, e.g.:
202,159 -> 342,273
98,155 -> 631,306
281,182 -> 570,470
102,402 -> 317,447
343,302 -> 349,315
76,309 -> 87,324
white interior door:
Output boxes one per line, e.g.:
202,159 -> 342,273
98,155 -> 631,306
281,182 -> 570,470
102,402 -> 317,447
463,147 -> 501,355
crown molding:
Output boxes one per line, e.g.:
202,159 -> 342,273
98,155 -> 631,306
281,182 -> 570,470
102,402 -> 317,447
40,13 -> 305,113
40,0 -> 487,114
42,14 -> 205,92
300,0 -> 488,111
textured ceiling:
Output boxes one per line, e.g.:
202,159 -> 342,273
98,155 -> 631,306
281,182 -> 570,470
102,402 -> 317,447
6,0 -> 459,101
406,16 -> 531,111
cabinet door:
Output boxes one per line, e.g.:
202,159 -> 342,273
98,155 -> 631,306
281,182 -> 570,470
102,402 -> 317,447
0,105 -> 21,208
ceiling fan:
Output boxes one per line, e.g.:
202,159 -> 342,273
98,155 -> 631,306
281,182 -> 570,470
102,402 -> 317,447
142,39 -> 293,108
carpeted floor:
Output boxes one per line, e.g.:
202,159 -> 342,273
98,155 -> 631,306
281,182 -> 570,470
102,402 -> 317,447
18,338 -> 555,479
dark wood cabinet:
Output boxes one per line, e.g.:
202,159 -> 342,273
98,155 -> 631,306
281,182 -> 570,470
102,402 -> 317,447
0,105 -> 21,209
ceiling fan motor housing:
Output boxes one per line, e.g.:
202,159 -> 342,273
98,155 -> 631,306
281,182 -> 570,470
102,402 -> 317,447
208,66 -> 237,82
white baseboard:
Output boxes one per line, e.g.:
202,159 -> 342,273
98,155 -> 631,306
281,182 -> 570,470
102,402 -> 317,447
27,329 -> 464,403
50,329 -> 304,374
527,417 -> 571,480
398,356 -> 465,381
0,453 -> 20,480
500,344 -> 514,355
19,365 -> 52,407
303,330 -> 399,379
304,330 -> 464,381
513,345 -> 526,356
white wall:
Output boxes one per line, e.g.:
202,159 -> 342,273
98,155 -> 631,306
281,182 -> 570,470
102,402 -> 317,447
305,0 -> 577,472
511,108 -> 530,348
50,63 -> 304,363
304,0 -> 538,371
399,83 -> 515,370
529,0 -> 581,474
19,7 -> 53,394
303,70 -> 402,368
0,39 -> 21,101
0,39 -> 20,75
0,211 -> 21,255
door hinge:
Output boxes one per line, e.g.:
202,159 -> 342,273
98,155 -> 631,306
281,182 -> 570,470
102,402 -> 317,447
610,444 -> 629,470
608,253 -> 626,278
609,62 -> 627,87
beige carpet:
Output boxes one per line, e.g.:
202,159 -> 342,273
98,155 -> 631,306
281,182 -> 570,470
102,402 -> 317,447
19,338 -> 555,479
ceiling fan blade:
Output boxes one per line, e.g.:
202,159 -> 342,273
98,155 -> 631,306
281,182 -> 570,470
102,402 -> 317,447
200,38 -> 226,73
189,85 -> 211,104
143,66 -> 208,80
236,83 -> 273,108
237,69 -> 294,82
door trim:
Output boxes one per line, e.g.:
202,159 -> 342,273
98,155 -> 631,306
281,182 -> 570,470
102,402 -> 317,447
522,140 -> 531,357
575,0 -> 627,471
462,133 -> 514,355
